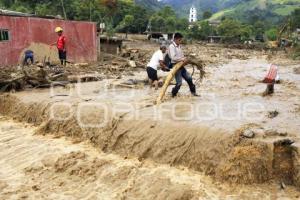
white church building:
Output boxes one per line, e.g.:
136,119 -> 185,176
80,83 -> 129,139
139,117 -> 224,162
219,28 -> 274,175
189,6 -> 197,23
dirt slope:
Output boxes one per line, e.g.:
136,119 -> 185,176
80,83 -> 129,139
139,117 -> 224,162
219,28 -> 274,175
1,116 -> 300,199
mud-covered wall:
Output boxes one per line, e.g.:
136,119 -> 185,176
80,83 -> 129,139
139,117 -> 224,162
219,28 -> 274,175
0,15 -> 97,66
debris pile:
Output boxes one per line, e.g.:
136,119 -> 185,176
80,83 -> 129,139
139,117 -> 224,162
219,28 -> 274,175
0,63 -> 76,92
0,64 -> 67,92
185,44 -> 254,65
0,47 -> 151,92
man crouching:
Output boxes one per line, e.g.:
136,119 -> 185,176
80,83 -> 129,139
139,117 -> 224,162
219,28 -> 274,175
146,45 -> 168,90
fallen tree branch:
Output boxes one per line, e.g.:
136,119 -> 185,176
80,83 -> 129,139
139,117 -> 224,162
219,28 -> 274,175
156,59 -> 205,105
0,75 -> 27,92
156,61 -> 185,105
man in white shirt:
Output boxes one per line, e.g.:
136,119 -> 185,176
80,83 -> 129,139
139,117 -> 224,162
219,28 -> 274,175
168,33 -> 197,97
147,45 -> 168,90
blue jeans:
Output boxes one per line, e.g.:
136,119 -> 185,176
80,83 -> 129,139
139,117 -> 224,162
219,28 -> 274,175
169,63 -> 196,96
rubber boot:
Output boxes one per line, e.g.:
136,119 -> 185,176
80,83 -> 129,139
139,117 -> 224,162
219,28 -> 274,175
262,84 -> 274,96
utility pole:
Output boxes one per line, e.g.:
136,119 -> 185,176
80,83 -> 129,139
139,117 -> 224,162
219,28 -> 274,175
60,0 -> 67,20
89,0 -> 92,21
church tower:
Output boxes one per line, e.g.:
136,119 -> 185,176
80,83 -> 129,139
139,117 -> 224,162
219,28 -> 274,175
189,6 -> 197,23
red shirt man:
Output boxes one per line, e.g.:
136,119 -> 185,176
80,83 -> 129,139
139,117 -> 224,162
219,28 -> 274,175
53,27 -> 67,66
57,35 -> 66,51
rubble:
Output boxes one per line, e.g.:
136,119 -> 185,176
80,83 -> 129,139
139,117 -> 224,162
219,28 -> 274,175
267,110 -> 279,119
0,47 -> 148,92
128,60 -> 137,68
0,64 -> 69,92
74,63 -> 89,67
264,130 -> 288,137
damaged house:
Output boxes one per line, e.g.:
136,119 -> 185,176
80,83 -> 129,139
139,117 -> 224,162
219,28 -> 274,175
0,9 -> 97,66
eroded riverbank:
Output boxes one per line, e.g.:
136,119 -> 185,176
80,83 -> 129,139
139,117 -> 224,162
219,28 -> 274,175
1,117 -> 300,199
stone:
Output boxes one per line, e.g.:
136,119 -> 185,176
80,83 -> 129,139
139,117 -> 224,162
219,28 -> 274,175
128,60 -> 136,68
242,129 -> 255,138
267,110 -> 279,118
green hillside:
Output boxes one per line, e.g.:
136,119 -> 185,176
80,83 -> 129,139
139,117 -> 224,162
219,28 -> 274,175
162,0 -> 300,23
135,0 -> 163,10
210,0 -> 300,21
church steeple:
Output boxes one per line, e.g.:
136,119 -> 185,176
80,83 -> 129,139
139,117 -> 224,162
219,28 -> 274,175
189,5 -> 197,23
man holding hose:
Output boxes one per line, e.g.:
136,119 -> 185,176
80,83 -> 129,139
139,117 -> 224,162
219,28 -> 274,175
168,33 -> 198,97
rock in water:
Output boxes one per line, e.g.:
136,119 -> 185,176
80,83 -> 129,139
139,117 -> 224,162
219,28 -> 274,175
242,130 -> 255,138
128,61 -> 136,68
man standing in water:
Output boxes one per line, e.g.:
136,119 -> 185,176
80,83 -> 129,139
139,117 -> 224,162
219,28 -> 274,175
52,27 -> 67,66
168,33 -> 198,97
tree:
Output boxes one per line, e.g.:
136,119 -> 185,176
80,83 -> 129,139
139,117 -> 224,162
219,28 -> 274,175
128,5 -> 149,33
187,24 -> 200,39
175,18 -> 189,31
100,0 -> 117,10
150,15 -> 165,32
291,8 -> 300,31
240,25 -> 253,41
186,20 -> 214,40
203,11 -> 212,20
149,6 -> 178,32
119,14 -> 134,38
156,16 -> 165,32
199,21 -> 213,39
218,19 -> 241,36
218,18 -> 252,42
157,6 -> 176,19
166,17 -> 176,32
253,21 -> 265,36
0,0 -> 198,35
266,28 -> 277,41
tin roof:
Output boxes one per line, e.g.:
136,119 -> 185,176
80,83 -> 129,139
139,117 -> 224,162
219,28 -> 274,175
0,9 -> 63,19
0,9 -> 33,17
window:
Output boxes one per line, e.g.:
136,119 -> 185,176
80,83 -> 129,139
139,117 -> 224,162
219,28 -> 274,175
0,29 -> 10,42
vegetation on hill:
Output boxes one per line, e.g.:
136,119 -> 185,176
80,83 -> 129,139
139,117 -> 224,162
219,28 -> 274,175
162,0 -> 300,23
0,0 -> 299,44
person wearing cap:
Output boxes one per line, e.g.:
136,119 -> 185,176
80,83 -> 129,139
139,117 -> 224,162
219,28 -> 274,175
168,32 -> 198,97
52,27 -> 67,66
146,45 -> 168,90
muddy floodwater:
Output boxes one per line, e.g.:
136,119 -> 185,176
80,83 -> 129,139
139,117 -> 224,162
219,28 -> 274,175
1,117 -> 300,200
1,42 -> 300,199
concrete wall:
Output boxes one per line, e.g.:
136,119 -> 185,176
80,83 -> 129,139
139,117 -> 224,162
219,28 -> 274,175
0,15 -> 97,66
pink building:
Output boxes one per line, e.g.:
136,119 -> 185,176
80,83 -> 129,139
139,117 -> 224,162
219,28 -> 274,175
0,10 -> 97,66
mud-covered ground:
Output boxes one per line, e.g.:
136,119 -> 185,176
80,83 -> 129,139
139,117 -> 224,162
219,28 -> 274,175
1,40 -> 300,199
1,117 -> 300,200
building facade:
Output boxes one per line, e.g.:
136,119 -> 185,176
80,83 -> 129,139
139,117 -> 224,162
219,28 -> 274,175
0,12 -> 97,66
189,6 -> 197,23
